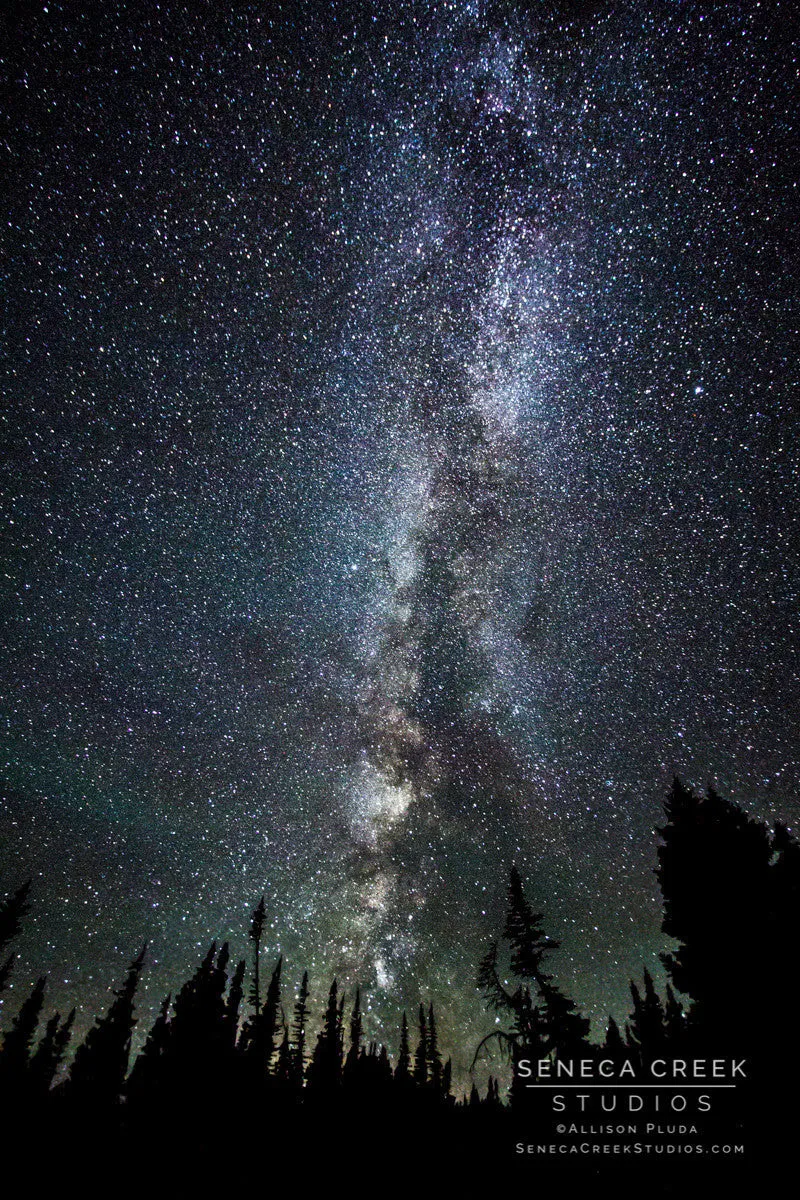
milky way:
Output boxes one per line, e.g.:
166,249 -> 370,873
2,0 -> 798,1082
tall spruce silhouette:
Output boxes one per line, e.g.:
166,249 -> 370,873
260,956 -> 283,1076
626,969 -> 667,1063
0,975 -> 46,1098
344,987 -> 363,1085
308,979 -> 343,1093
657,779 -> 773,1045
248,896 -> 266,1016
427,1003 -> 443,1093
413,1003 -> 428,1086
29,1008 -> 75,1097
442,1057 -> 453,1103
127,992 -> 171,1105
226,959 -> 246,1049
165,942 -> 234,1101
395,1011 -> 411,1087
276,1023 -> 292,1085
657,775 -> 800,1078
68,946 -> 146,1107
505,865 -> 551,979
476,865 -> 588,1101
290,970 -> 309,1090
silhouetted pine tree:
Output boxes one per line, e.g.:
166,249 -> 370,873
169,942 -> 217,1075
657,779 -> 772,1046
290,971 -> 309,1091
344,987 -> 362,1084
276,1023 -> 292,1085
427,1003 -> 443,1094
604,1015 -> 626,1057
308,980 -> 342,1093
442,1057 -> 453,1104
259,956 -> 283,1077
477,940 -> 536,1055
376,1044 -> 392,1091
0,975 -> 46,1098
477,866 -> 589,1106
337,990 -> 345,1059
29,1008 -> 75,1097
126,993 -> 171,1105
413,1004 -> 427,1087
211,943 -> 232,1033
248,896 -> 266,1016
478,936 -> 541,1059
538,976 -> 590,1056
166,941 -> 233,1100
505,865 -> 553,980
68,946 -> 146,1107
225,960 -> 246,1049
626,968 -> 667,1064
664,983 -> 685,1043
395,1011 -> 411,1088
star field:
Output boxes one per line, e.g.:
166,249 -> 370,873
1,0 -> 798,1083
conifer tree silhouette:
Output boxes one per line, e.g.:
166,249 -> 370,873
344,987 -> 362,1083
476,865 -> 588,1102
211,941 -> 232,1045
442,1057 -> 453,1103
68,946 -> 146,1107
427,1003 -> 443,1093
127,992 -> 171,1104
626,970 -> 667,1064
604,1015 -> 626,1058
248,896 -> 266,1016
537,975 -> 590,1056
657,779 -> 772,1045
413,1003 -> 428,1086
264,957 -> 283,1064
337,989 -> 345,1058
29,1007 -> 75,1096
505,865 -> 552,980
276,1023 -> 292,1084
169,942 -> 216,1071
226,959 -> 246,1049
290,970 -> 309,1091
664,983 -> 685,1044
395,1010 -> 411,1087
376,1043 -> 392,1091
0,975 -> 46,1097
308,979 -> 342,1093
166,942 -> 233,1100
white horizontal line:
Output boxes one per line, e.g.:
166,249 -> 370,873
526,1084 -> 737,1089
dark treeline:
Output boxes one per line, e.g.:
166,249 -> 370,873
0,777 -> 796,1177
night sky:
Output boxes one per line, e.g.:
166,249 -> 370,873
2,0 -> 798,1084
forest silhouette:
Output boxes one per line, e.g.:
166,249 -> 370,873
1,777 -> 796,1179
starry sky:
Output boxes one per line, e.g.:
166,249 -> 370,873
2,0 -> 798,1083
